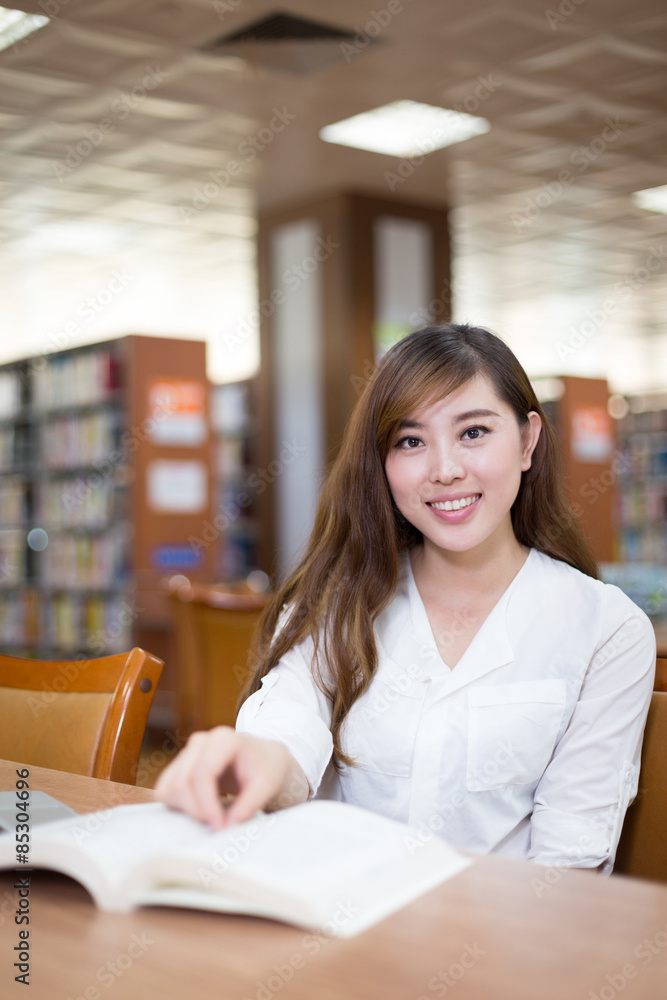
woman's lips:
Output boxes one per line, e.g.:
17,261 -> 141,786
426,494 -> 481,522
427,494 -> 481,512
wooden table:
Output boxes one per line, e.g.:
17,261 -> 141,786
2,760 -> 667,1000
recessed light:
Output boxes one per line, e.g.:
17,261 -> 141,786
0,6 -> 49,54
319,100 -> 490,158
632,184 -> 667,215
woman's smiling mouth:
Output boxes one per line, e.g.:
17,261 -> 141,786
427,494 -> 482,512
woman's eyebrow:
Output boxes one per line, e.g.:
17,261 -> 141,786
396,418 -> 425,430
453,408 -> 501,424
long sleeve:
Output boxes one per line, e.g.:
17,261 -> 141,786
528,587 -> 656,872
235,636 -> 334,796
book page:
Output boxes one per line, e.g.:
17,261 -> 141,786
136,800 -> 471,935
0,799 -> 471,933
0,802 -> 210,908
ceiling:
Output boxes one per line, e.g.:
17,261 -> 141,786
1,0 -> 666,390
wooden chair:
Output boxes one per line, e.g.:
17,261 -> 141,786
0,647 -> 163,784
168,578 -> 270,735
614,690 -> 667,882
654,656 -> 667,692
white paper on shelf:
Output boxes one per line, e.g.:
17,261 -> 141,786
146,459 -> 207,513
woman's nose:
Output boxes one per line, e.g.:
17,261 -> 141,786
428,446 -> 464,483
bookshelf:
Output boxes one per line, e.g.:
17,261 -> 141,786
607,394 -> 667,625
531,379 -> 667,623
0,364 -> 33,654
614,397 -> 667,565
0,336 -> 215,675
210,380 -> 260,580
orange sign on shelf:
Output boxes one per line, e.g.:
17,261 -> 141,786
571,405 -> 613,463
148,378 -> 207,446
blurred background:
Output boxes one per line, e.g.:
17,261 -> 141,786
1,0 -> 666,759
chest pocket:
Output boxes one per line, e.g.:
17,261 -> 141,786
467,680 -> 566,791
340,673 -> 426,777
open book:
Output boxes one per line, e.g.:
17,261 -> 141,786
0,799 -> 470,936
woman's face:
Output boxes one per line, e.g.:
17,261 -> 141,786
384,374 -> 541,561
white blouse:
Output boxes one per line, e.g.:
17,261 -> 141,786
236,549 -> 656,871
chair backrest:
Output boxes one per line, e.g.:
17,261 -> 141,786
655,656 -> 667,692
0,647 -> 163,784
168,580 -> 270,734
614,690 -> 667,882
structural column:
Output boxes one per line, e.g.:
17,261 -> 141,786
256,190 -> 450,578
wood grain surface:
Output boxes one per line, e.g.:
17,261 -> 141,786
1,760 -> 666,1000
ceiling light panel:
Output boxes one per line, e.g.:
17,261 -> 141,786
633,184 -> 667,214
0,6 -> 48,55
319,100 -> 490,158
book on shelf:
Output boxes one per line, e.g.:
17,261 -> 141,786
33,348 -> 121,411
0,335 -> 215,657
0,798 -> 471,936
0,370 -> 21,420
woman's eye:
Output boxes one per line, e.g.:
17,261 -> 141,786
396,435 -> 421,449
462,425 -> 488,441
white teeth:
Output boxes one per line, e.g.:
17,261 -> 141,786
430,495 -> 479,511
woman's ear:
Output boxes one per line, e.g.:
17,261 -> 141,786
521,411 -> 542,471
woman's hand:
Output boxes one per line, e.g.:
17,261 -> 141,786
154,727 -> 309,829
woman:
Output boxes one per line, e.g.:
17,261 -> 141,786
157,324 -> 655,871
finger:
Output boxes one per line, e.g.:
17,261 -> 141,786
156,728 -> 236,827
223,769 -> 276,827
154,732 -> 214,821
222,742 -> 287,827
185,728 -> 242,828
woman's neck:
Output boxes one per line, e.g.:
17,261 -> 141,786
410,533 -> 530,604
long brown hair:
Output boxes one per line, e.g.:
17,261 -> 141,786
243,324 -> 598,766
